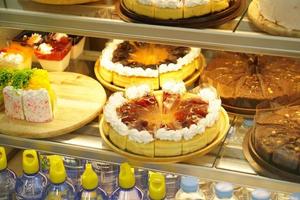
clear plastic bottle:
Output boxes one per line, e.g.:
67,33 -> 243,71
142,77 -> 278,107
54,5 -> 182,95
63,156 -> 86,192
77,163 -> 108,200
144,172 -> 166,200
110,163 -> 143,200
251,189 -> 271,200
134,168 -> 148,193
0,147 -> 16,200
44,155 -> 75,200
165,173 -> 180,199
175,176 -> 205,200
290,193 -> 300,200
15,150 -> 47,200
213,182 -> 238,200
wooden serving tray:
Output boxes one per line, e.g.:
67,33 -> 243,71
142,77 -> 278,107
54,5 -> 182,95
117,0 -> 246,28
248,0 -> 300,38
32,0 -> 99,5
0,72 -> 106,139
243,128 -> 300,183
99,107 -> 230,164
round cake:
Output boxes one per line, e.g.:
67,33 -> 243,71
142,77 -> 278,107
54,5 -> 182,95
103,81 -> 222,157
253,103 -> 300,174
123,0 -> 230,19
201,52 -> 300,109
99,40 -> 203,89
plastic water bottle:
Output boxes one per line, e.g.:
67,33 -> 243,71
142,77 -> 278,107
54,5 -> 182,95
175,176 -> 205,200
134,168 -> 148,193
77,163 -> 108,200
251,189 -> 271,200
15,150 -> 47,200
165,174 -> 180,199
290,193 -> 300,200
0,147 -> 16,200
214,182 -> 238,200
91,161 -> 118,196
44,155 -> 75,200
144,172 -> 166,200
110,163 -> 143,200
63,156 -> 86,192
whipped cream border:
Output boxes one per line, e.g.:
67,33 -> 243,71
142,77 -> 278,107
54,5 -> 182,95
104,83 -> 221,143
0,52 -> 24,65
100,40 -> 201,77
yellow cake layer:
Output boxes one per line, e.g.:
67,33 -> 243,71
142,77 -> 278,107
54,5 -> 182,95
183,2 -> 211,18
133,1 -> 154,17
113,72 -> 159,90
126,139 -> 155,157
154,7 -> 183,20
211,0 -> 229,12
108,125 -> 127,150
99,66 -> 113,82
159,57 -> 198,87
206,115 -> 221,144
182,132 -> 207,154
124,0 -> 134,10
154,140 -> 182,156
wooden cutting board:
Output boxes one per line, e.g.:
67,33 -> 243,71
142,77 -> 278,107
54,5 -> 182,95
32,0 -> 99,5
0,72 -> 106,139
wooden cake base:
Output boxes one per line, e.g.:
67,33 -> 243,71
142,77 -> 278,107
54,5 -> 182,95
248,0 -> 300,38
32,0 -> 99,5
0,72 -> 107,139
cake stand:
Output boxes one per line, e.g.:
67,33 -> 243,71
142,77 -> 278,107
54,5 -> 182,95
0,72 -> 106,139
99,107 -> 230,164
243,128 -> 300,183
248,0 -> 300,38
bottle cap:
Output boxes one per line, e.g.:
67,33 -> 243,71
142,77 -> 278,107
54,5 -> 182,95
290,193 -> 300,200
81,163 -> 98,190
251,189 -> 271,200
0,147 -> 7,171
149,173 -> 166,200
119,163 -> 135,189
49,155 -> 66,184
215,182 -> 234,199
23,150 -> 39,175
180,176 -> 199,193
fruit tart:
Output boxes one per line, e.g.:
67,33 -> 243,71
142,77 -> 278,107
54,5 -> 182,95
103,81 -> 222,157
35,33 -> 72,72
99,40 -> 203,89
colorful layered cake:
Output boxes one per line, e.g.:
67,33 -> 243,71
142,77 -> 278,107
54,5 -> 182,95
202,52 -> 300,109
125,0 -> 230,19
35,33 -> 72,72
0,69 -> 56,122
253,103 -> 300,174
99,40 -> 203,89
103,81 -> 222,157
0,45 -> 32,70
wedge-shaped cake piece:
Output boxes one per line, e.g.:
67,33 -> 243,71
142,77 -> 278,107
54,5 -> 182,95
133,0 -> 155,17
23,89 -> 53,123
154,0 -> 183,20
3,86 -> 25,120
211,0 -> 229,12
127,139 -> 155,157
183,0 -> 211,18
109,125 -> 128,150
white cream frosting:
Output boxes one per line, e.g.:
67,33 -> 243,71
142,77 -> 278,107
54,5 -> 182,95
104,83 -> 221,143
100,40 -> 159,78
184,0 -> 210,7
137,0 -> 153,5
258,0 -> 300,30
0,52 -> 24,65
162,81 -> 186,94
159,48 -> 201,73
53,33 -> 68,41
38,43 -> 53,55
125,84 -> 151,99
154,0 -> 183,8
100,40 -> 201,77
29,33 -> 42,44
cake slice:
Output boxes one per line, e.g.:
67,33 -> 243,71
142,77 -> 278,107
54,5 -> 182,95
132,0 -> 155,18
211,0 -> 229,13
3,86 -> 25,120
183,0 -> 211,18
154,0 -> 184,19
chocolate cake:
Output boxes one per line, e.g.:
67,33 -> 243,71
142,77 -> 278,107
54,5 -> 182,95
253,105 -> 300,174
202,52 -> 300,109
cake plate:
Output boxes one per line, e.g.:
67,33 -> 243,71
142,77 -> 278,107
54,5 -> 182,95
99,107 -> 230,164
248,0 -> 300,38
94,58 -> 205,92
32,0 -> 99,5
243,128 -> 300,183
0,72 -> 107,139
117,0 -> 246,28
